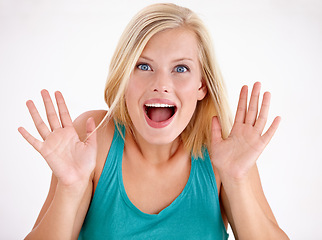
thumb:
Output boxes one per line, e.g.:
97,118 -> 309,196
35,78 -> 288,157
85,117 -> 97,146
211,116 -> 223,145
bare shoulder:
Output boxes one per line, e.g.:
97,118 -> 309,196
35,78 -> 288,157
73,110 -> 115,191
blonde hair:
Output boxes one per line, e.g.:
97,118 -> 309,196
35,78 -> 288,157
100,3 -> 232,158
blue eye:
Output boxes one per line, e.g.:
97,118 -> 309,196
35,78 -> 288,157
175,65 -> 188,73
137,64 -> 151,71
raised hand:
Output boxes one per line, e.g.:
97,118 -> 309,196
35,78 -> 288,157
210,82 -> 281,180
18,90 -> 97,188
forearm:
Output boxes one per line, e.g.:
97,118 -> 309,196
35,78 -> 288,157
25,182 -> 87,240
221,173 -> 289,240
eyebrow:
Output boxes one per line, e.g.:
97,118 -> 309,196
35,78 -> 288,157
172,57 -> 195,63
139,55 -> 195,63
139,56 -> 154,62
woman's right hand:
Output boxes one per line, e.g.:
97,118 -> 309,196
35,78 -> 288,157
18,90 -> 97,190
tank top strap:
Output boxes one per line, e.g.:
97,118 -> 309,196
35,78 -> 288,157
92,121 -> 125,200
200,147 -> 222,208
202,148 -> 219,190
191,147 -> 228,239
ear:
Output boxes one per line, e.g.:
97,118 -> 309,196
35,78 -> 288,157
197,79 -> 207,100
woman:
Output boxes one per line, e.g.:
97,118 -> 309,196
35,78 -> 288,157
19,3 -> 289,239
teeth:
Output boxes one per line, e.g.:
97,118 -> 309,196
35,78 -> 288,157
145,103 -> 175,108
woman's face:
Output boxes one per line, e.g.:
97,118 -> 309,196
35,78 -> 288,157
125,27 -> 207,145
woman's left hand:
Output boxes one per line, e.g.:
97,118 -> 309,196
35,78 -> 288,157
210,82 -> 281,181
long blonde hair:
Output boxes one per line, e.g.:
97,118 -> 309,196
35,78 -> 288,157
99,3 -> 232,158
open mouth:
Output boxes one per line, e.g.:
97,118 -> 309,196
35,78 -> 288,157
144,103 -> 177,122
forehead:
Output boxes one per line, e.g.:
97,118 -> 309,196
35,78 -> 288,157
140,28 -> 199,60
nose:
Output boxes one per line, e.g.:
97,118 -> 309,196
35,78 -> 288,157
151,70 -> 172,93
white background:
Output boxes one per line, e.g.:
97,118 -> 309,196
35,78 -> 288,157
1,0 -> 322,239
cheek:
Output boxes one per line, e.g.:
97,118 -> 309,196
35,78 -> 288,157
176,84 -> 199,109
175,77 -> 201,97
125,79 -> 144,117
127,76 -> 149,98
126,77 -> 142,99
175,77 -> 202,114
125,89 -> 136,110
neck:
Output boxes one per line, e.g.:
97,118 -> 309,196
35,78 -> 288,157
126,128 -> 183,166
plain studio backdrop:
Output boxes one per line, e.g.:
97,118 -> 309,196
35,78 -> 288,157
1,0 -> 321,239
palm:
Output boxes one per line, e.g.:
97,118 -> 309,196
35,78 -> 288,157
19,90 -> 97,186
41,127 -> 96,185
211,83 -> 280,179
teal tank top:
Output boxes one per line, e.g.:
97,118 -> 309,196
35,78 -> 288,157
78,124 -> 228,240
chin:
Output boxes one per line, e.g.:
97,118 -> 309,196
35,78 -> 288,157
134,124 -> 182,146
147,130 -> 180,144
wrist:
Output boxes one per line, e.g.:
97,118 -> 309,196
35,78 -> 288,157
218,168 -> 252,193
56,178 -> 91,198
56,169 -> 94,192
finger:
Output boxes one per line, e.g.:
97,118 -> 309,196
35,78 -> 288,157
245,82 -> 261,125
18,127 -> 43,152
26,100 -> 51,140
55,91 -> 73,128
254,92 -> 271,133
211,116 -> 223,145
41,90 -> 61,131
85,117 -> 97,146
234,85 -> 248,124
261,116 -> 281,145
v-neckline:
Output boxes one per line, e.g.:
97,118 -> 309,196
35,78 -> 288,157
117,133 -> 196,218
